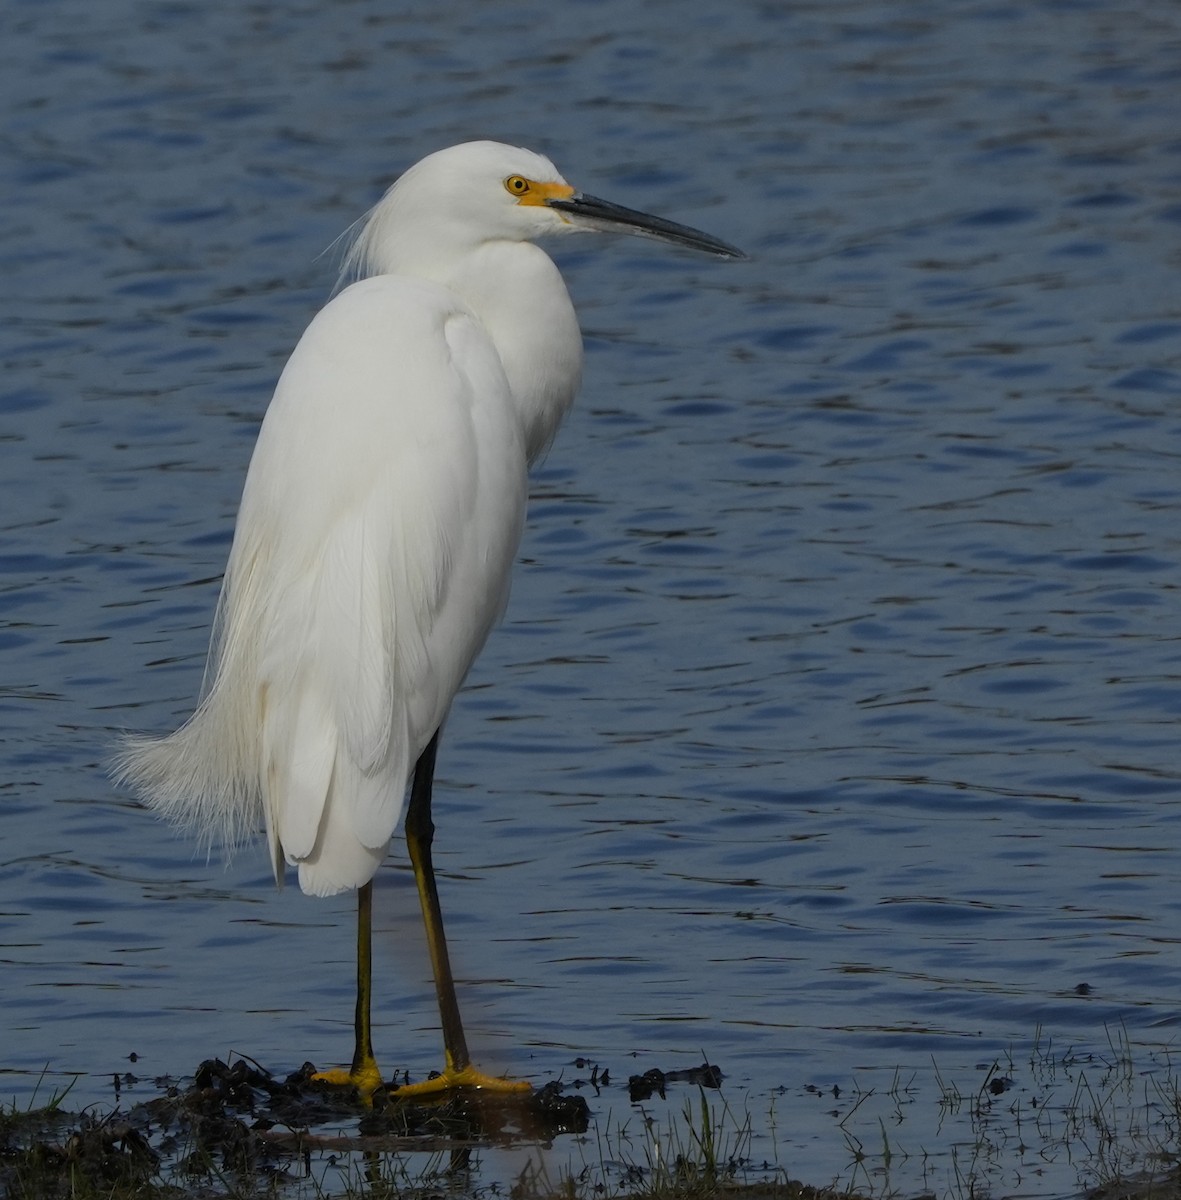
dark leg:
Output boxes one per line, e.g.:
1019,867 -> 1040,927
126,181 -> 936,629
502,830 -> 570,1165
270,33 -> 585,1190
396,729 -> 530,1096
351,879 -> 376,1074
403,730 -> 470,1073
312,879 -> 381,1098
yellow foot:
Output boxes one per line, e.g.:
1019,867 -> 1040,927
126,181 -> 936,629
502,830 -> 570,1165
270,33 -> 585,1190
391,1063 -> 532,1100
311,1058 -> 383,1103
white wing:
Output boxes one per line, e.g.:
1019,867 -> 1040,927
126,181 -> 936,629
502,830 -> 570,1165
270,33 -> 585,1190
117,276 -> 528,897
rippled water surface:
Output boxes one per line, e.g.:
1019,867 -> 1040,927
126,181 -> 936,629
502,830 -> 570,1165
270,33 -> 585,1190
4,1 -> 1181,1196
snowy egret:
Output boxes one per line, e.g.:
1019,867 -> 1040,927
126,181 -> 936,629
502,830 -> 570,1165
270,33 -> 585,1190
115,140 -> 743,1100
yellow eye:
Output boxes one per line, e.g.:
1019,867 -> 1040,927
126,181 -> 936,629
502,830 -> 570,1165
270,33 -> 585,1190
504,175 -> 531,197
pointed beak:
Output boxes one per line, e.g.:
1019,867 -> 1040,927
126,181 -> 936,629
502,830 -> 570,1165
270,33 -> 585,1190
547,192 -> 746,260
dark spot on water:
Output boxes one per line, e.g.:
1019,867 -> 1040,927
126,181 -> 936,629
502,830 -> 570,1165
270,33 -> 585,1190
957,205 -> 1038,227
0,387 -> 51,414
1111,366 -> 1181,394
1068,191 -> 1138,209
1066,553 -> 1170,573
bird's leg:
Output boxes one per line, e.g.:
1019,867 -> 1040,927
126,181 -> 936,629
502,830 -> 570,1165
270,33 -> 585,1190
394,730 -> 531,1098
404,732 -> 469,1071
350,880 -> 381,1083
311,880 -> 383,1099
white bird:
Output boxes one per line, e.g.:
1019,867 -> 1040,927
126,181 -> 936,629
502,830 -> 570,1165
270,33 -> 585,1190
114,140 -> 743,1100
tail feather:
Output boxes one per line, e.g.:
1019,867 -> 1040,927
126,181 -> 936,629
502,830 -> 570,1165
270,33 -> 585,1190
111,690 -> 262,858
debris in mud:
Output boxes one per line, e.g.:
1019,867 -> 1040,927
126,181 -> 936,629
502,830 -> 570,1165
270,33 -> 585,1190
569,1056 -> 611,1093
627,1061 -> 724,1102
0,1106 -> 159,1194
1,1056 -> 737,1196
174,1057 -> 591,1153
0,1057 -> 593,1196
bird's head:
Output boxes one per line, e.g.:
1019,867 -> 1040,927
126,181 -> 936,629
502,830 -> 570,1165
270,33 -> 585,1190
344,140 -> 744,280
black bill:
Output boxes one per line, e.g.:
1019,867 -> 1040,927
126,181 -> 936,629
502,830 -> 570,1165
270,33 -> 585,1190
549,192 -> 746,259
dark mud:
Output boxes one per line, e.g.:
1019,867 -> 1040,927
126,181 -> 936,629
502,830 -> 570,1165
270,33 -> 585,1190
1,1056 -> 594,1197
627,1063 -> 723,1103
0,1056 -> 727,1197
141,1056 -> 590,1158
6,1058 -> 1175,1200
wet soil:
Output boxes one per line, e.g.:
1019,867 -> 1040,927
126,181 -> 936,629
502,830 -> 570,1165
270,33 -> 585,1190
2,1056 -> 731,1197
1,1056 -> 594,1197
3,1058 -> 1177,1200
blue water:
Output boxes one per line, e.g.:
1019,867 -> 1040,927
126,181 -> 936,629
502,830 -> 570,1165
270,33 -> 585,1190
3,1 -> 1181,1196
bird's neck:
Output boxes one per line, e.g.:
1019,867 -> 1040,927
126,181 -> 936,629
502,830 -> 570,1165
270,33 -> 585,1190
434,242 -> 584,463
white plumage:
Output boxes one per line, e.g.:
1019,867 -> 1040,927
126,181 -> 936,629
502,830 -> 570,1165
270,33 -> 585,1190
114,140 -> 742,1093
117,145 -> 582,895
